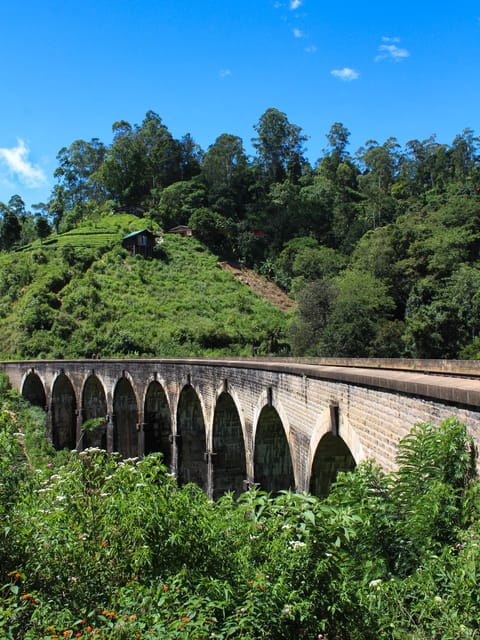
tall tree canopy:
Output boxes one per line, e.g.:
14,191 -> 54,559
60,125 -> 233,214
252,108 -> 308,183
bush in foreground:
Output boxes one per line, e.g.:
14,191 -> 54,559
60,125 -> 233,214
0,374 -> 478,639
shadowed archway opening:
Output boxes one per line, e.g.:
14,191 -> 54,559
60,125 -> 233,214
82,375 -> 107,450
22,372 -> 46,408
144,381 -> 171,467
177,385 -> 207,490
51,374 -> 76,450
212,392 -> 246,499
309,433 -> 356,497
254,406 -> 294,492
113,378 -> 138,458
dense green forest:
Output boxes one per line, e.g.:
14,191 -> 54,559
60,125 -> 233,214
1,108 -> 480,359
1,374 -> 479,639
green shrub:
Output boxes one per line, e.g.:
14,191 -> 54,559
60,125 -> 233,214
1,385 -> 479,639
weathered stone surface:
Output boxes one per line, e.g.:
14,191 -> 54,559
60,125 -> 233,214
2,358 -> 480,496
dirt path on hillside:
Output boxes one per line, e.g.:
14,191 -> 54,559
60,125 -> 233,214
218,261 -> 296,313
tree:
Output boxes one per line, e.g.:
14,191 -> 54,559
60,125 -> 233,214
188,207 -> 233,255
54,138 -> 107,210
137,110 -> 183,191
97,112 -> 184,209
252,108 -> 308,183
0,210 -> 21,250
356,138 -> 401,229
288,278 -> 337,354
320,270 -> 395,356
8,195 -> 27,222
97,120 -> 149,208
202,133 -> 249,217
35,215 -> 52,242
179,133 -> 204,181
155,179 -> 207,229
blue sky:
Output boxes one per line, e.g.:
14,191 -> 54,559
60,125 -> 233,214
0,0 -> 479,209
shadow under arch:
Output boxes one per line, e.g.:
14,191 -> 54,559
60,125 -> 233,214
22,371 -> 46,408
254,405 -> 294,493
176,384 -> 207,490
82,374 -> 107,450
144,380 -> 172,467
212,391 -> 246,499
51,373 -> 76,450
113,377 -> 138,458
309,432 -> 356,497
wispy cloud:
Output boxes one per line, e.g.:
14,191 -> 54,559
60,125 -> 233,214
219,68 -> 232,78
0,139 -> 47,188
331,67 -> 359,81
290,0 -> 302,9
305,44 -> 317,53
293,27 -> 305,38
375,37 -> 410,62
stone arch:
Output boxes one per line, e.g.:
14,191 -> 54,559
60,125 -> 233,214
21,371 -> 46,408
212,391 -> 246,499
113,376 -> 138,458
309,433 -> 356,497
254,404 -> 295,493
143,379 -> 172,467
307,404 -> 362,496
176,384 -> 207,490
51,373 -> 77,450
81,374 -> 108,450
252,389 -> 291,445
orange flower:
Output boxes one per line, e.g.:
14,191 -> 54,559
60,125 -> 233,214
163,585 -> 169,591
183,617 -> 190,623
86,626 -> 93,633
32,598 -> 39,604
74,634 -> 82,638
101,541 -> 107,548
129,615 -> 136,621
63,631 -> 72,637
248,580 -> 254,586
14,572 -> 21,580
108,612 -> 115,618
101,610 -> 108,616
22,593 -> 31,600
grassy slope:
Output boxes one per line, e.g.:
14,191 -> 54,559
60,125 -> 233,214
0,215 -> 289,359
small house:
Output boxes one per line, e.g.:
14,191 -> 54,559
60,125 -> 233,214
167,225 -> 193,237
121,229 -> 156,258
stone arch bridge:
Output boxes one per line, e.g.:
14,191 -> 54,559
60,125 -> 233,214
2,358 -> 480,497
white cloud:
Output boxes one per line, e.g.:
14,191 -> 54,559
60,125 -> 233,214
331,67 -> 359,81
375,38 -> 410,62
0,139 -> 47,188
293,27 -> 305,38
305,44 -> 317,53
290,0 -> 302,8
219,68 -> 232,78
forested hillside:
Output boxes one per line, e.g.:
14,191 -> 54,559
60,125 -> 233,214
1,109 -> 479,359
0,214 -> 287,360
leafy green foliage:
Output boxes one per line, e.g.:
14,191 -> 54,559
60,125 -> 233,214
2,109 -> 480,358
1,378 -> 479,639
0,214 -> 288,359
